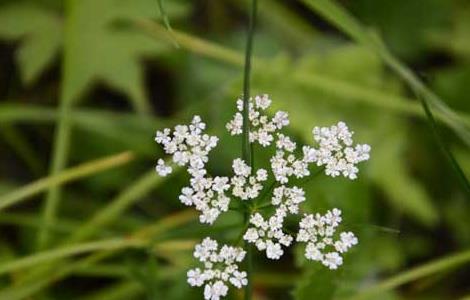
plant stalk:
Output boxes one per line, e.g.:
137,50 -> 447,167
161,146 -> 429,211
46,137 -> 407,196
242,0 -> 257,299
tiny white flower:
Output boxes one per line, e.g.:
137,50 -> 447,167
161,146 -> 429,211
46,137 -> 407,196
204,281 -> 228,300
187,268 -> 205,287
266,241 -> 283,260
323,252 -> 343,270
155,159 -> 172,176
272,111 -> 289,129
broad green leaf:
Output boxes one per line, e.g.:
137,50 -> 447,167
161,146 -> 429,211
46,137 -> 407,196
0,3 -> 62,84
62,0 -> 187,112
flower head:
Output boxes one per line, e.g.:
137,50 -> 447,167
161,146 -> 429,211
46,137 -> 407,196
243,212 -> 293,260
188,238 -> 247,300
231,158 -> 268,200
297,208 -> 358,269
153,94 -> 370,297
226,95 -> 289,147
155,115 -> 218,177
311,122 -> 370,180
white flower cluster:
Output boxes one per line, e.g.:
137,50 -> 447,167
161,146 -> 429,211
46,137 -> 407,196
153,94 -> 370,299
154,115 -> 218,177
226,95 -> 289,147
272,185 -> 306,216
179,175 -> 231,224
155,116 -> 232,224
243,212 -> 293,260
187,238 -> 247,300
270,143 -> 311,184
311,122 -> 371,179
242,184 -> 305,260
231,158 -> 268,200
297,209 -> 358,270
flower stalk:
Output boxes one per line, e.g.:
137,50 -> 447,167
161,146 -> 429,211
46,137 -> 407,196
242,1 -> 258,299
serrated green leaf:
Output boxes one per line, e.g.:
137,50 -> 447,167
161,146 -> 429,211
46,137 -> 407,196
62,0 -> 180,112
0,3 -> 62,84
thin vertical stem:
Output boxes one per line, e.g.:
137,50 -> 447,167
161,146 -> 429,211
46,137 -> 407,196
242,1 -> 257,300
416,91 -> 470,195
244,213 -> 253,300
156,0 -> 179,48
242,0 -> 257,168
37,0 -> 74,250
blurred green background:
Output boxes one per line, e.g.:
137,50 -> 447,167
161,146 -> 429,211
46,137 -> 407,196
0,0 -> 469,299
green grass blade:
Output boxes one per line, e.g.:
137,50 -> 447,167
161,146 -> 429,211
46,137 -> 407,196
0,239 -> 144,276
0,212 -> 78,233
2,166 -> 183,297
65,168 -> 169,244
298,0 -> 470,196
79,281 -> 143,300
0,210 -> 197,299
0,124 -> 44,176
416,91 -> 470,195
346,249 -> 470,300
0,151 -> 134,211
135,20 -> 470,133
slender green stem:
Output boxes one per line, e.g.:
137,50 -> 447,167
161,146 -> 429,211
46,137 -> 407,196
242,0 -> 257,168
299,0 -> 470,196
38,103 -> 73,250
37,0 -> 74,250
156,0 -> 179,48
415,90 -> 470,196
242,1 -> 257,299
243,211 -> 253,299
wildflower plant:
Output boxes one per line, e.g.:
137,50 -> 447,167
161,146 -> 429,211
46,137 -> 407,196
154,94 -> 371,299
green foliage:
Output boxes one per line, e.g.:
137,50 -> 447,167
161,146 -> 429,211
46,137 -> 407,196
61,0 -> 186,111
0,0 -> 470,299
349,0 -> 451,60
0,3 -> 61,85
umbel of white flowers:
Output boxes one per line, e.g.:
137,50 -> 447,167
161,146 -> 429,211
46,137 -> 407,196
154,94 -> 370,300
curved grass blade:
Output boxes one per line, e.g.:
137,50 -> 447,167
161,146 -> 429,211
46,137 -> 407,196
134,20 -> 470,131
0,151 -> 134,211
0,239 -> 144,276
0,210 -> 197,299
299,0 -> 470,197
156,0 -> 179,48
346,249 -> 470,300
